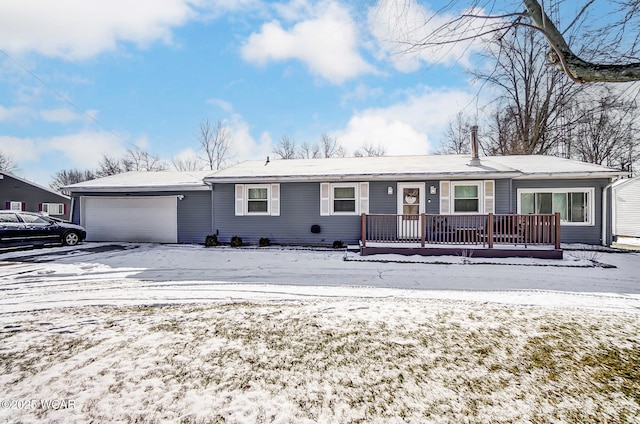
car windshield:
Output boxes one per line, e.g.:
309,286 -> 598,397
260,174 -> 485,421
20,214 -> 54,224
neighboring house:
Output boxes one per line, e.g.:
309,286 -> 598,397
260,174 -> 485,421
65,171 -> 212,244
609,176 -> 640,242
1,171 -> 71,221
204,154 -> 626,247
65,154 -> 627,247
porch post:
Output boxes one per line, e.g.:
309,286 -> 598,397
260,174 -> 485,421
361,213 -> 367,248
421,213 -> 426,247
487,213 -> 494,249
554,212 -> 561,249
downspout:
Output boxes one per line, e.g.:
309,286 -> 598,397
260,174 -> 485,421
601,180 -> 617,246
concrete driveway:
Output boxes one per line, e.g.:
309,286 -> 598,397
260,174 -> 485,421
1,242 -> 639,313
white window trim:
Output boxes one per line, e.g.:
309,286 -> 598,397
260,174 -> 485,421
235,184 -> 280,217
246,184 -> 271,216
331,183 -> 358,216
450,181 -> 483,214
516,187 -> 595,226
9,201 -> 22,211
320,182 -> 369,216
42,203 -> 65,216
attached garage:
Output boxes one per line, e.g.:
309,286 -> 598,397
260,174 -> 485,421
81,196 -> 178,243
65,171 -> 213,244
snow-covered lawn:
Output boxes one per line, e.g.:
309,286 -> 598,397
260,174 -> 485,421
0,243 -> 639,423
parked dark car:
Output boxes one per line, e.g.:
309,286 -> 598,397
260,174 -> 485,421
0,211 -> 87,247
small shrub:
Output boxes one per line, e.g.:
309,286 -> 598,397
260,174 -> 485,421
332,240 -> 345,249
230,236 -> 243,248
259,237 -> 271,247
204,234 -> 219,247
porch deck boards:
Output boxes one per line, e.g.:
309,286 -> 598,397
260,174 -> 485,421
360,241 -> 563,259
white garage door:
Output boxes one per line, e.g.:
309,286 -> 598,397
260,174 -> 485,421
81,196 -> 178,243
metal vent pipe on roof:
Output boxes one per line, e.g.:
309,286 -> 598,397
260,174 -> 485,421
469,125 -> 481,166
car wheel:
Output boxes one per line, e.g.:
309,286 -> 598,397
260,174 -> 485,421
63,231 -> 80,246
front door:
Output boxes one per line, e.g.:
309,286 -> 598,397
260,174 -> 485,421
397,183 -> 425,239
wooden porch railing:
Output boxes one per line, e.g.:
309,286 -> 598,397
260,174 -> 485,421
360,213 -> 561,249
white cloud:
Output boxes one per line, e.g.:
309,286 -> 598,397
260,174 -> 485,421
39,108 -> 88,124
241,1 -> 375,84
226,115 -> 273,161
0,105 -> 32,123
0,0 -> 202,60
207,98 -> 235,114
335,87 -> 477,155
367,1 -> 490,72
0,136 -> 39,162
45,132 -> 128,168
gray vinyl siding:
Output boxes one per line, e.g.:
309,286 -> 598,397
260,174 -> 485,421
511,178 -> 610,244
69,190 -> 212,244
494,179 -> 511,213
177,191 -> 212,244
1,174 -> 71,220
213,182 -> 362,245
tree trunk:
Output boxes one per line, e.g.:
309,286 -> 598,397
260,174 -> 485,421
523,0 -> 640,82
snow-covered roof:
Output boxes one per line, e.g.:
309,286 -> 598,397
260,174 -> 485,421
1,171 -> 70,199
205,155 -> 626,183
64,171 -> 213,192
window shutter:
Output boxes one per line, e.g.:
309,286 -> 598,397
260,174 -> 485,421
320,183 -> 330,216
64,204 -> 68,215
439,181 -> 450,214
484,180 -> 495,214
235,184 -> 245,216
38,203 -> 43,212
21,202 -> 26,211
270,184 -> 280,216
4,202 -> 9,210
358,182 -> 369,214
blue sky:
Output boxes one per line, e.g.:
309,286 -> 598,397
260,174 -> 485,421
0,0 -> 497,186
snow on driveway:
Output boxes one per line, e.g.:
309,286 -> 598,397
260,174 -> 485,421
1,243 -> 640,423
0,243 -> 639,314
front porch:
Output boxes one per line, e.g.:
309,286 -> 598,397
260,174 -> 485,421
360,213 -> 563,259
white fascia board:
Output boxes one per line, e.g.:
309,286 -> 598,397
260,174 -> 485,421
513,171 -> 628,180
205,172 -> 522,184
67,185 -> 211,193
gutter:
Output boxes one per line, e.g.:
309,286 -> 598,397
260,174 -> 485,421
205,172 -> 523,184
64,185 -> 211,193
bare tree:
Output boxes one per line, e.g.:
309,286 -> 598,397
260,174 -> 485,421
122,147 -> 169,172
298,141 -> 321,159
95,155 -> 123,177
172,156 -> 206,171
198,118 -> 234,171
381,0 -> 640,82
318,134 -> 346,158
437,112 -> 473,154
50,169 -> 96,194
477,25 -> 582,155
569,92 -> 640,172
354,143 -> 387,157
0,152 -> 19,173
273,135 -> 298,159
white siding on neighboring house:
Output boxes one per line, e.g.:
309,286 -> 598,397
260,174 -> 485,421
81,196 -> 178,243
613,177 -> 640,238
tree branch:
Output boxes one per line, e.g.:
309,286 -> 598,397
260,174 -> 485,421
522,0 -> 640,82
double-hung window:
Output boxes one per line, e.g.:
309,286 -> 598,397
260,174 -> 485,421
320,182 -> 369,216
517,188 -> 594,225
439,180 -> 494,214
234,184 -> 280,216
453,183 -> 480,213
42,203 -> 65,216
8,201 -> 23,211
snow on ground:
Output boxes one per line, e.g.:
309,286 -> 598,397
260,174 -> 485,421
0,243 -> 639,423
